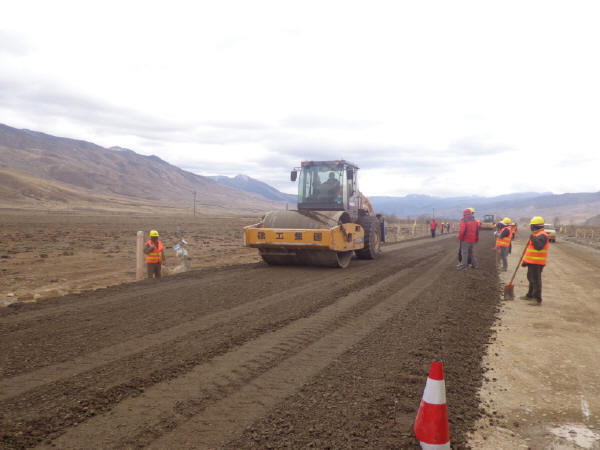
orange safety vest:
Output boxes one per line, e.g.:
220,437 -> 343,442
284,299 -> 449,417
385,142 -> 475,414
496,228 -> 511,248
145,239 -> 164,264
522,230 -> 549,265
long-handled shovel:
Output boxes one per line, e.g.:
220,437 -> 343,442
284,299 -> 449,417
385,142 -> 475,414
504,238 -> 530,300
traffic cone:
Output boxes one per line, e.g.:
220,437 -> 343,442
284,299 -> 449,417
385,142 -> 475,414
414,360 -> 450,449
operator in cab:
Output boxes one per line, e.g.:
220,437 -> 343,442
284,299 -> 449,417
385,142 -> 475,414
320,171 -> 341,200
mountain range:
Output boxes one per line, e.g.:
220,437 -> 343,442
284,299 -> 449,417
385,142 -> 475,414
369,191 -> 600,224
208,174 -> 296,204
0,123 -> 280,214
1,122 -> 598,223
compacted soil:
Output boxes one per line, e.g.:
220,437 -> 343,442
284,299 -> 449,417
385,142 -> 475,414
469,236 -> 600,449
0,232 -> 500,449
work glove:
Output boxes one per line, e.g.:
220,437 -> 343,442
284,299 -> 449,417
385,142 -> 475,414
521,261 -> 528,267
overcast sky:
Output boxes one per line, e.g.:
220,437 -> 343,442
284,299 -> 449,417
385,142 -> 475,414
1,1 -> 599,197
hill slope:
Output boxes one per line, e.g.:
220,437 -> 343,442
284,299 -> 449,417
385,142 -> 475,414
0,123 -> 279,213
209,174 -> 296,203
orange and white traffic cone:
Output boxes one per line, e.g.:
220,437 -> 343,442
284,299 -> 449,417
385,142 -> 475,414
414,360 -> 450,449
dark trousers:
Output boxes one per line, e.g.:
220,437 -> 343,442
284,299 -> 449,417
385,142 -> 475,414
526,264 -> 544,300
431,229 -> 436,238
147,262 -> 162,279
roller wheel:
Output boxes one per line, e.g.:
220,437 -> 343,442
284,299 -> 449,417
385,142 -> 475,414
261,250 -> 353,268
335,251 -> 353,268
356,217 -> 381,260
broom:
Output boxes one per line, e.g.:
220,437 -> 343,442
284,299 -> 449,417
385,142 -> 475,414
504,238 -> 530,300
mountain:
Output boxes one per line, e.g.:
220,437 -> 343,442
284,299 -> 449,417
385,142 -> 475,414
209,174 -> 296,204
0,123 -> 281,214
371,191 -> 600,224
586,215 -> 600,226
370,193 -> 546,217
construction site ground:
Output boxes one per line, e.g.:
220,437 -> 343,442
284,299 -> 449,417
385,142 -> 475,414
1,213 -> 599,448
469,236 -> 600,449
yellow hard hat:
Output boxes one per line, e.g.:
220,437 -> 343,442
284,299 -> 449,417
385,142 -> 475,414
468,207 -> 475,213
502,217 -> 511,225
530,216 -> 544,225
149,229 -> 159,237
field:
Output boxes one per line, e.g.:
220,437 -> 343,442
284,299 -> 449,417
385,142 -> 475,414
0,211 -> 263,304
1,211 -> 599,448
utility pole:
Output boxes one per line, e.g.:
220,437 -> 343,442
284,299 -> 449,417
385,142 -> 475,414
136,231 -> 144,280
193,190 -> 196,217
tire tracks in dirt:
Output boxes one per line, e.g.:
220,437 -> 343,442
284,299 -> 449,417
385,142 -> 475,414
44,247 -> 455,449
1,237 -> 453,448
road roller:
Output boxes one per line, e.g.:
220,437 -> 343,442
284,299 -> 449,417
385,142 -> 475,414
243,160 -> 384,268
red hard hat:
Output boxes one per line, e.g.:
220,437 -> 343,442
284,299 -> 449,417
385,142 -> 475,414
463,208 -> 472,215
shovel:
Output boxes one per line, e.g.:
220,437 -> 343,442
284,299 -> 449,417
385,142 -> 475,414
504,238 -> 530,300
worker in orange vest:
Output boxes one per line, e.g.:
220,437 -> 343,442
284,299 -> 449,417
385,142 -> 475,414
520,216 -> 549,304
508,221 -> 517,254
144,229 -> 166,279
495,217 -> 512,271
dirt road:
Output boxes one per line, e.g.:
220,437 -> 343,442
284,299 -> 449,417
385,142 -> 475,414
469,237 -> 600,448
0,233 -> 500,448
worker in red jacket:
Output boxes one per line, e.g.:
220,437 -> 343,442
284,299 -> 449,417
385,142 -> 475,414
430,219 -> 438,238
457,208 -> 479,270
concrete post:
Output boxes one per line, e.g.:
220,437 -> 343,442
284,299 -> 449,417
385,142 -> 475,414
136,231 -> 144,280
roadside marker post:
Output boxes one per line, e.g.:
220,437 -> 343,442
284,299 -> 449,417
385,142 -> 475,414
136,231 -> 144,280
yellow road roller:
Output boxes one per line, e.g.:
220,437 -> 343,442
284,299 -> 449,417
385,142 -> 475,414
243,160 -> 384,268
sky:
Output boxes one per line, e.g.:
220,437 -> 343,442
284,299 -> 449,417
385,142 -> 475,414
1,0 -> 599,197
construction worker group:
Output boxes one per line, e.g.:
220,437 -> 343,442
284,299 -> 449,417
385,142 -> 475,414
455,208 -> 549,305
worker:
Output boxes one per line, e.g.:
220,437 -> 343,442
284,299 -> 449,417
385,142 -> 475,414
457,207 -> 479,270
144,230 -> 166,279
440,221 -> 444,235
321,171 -> 341,200
521,216 -> 549,304
430,218 -> 438,238
471,208 -> 481,231
495,217 -> 512,272
508,221 -> 517,254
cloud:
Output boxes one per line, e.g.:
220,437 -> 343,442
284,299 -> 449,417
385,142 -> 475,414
281,113 -> 380,130
0,78 -> 184,137
0,29 -> 32,56
448,137 -> 513,156
2,0 -> 599,199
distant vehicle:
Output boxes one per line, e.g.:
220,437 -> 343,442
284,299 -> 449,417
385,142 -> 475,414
544,223 -> 557,242
481,214 -> 496,230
